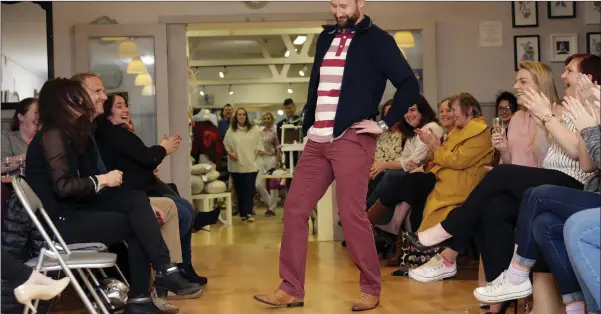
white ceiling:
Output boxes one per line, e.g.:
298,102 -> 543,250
1,2 -> 48,79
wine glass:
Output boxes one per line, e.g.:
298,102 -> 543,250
492,117 -> 505,135
14,156 -> 25,177
2,156 -> 12,179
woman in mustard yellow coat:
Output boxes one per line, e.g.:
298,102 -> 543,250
416,94 -> 495,231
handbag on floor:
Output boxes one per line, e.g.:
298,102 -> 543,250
393,233 -> 445,276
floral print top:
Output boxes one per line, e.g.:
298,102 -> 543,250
374,131 -> 404,162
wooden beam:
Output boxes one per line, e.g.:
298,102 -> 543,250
186,26 -> 323,37
192,77 -> 309,86
189,57 -> 314,67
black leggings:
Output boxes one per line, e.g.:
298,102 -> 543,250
1,247 -> 33,286
55,188 -> 171,296
231,172 -> 258,218
439,165 -> 583,280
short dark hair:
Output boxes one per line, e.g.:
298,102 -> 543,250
397,94 -> 439,138
283,98 -> 295,106
495,91 -> 518,113
10,98 -> 37,131
565,53 -> 601,83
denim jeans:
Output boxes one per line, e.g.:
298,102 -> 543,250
513,185 -> 601,303
162,193 -> 195,265
565,208 -> 601,313
365,169 -> 407,209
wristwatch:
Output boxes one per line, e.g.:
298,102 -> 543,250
542,113 -> 556,124
377,120 -> 389,132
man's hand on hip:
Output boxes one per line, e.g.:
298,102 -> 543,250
351,120 -> 384,135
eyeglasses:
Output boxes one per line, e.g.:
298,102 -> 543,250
498,106 -> 512,112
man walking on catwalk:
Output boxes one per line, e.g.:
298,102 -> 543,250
254,0 -> 419,311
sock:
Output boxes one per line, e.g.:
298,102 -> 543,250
506,264 -> 530,285
417,224 -> 452,247
565,301 -> 586,314
440,254 -> 454,267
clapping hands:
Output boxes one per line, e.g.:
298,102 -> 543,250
521,88 -> 554,120
415,128 -> 440,151
563,96 -> 600,131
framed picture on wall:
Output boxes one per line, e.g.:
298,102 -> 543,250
550,33 -> 578,62
548,1 -> 576,19
587,32 -> 601,56
584,1 -> 601,24
514,35 -> 540,71
512,2 -> 539,28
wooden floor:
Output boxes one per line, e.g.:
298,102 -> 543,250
176,214 -> 506,314
51,211 -> 528,314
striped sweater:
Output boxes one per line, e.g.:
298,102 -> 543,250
307,30 -> 354,143
542,115 -> 594,186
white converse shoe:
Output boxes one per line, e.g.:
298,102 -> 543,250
473,271 -> 532,304
408,254 -> 457,283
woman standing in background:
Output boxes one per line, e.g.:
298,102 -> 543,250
255,112 -> 281,216
224,108 -> 264,222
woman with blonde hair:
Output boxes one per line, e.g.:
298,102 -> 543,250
407,58 -> 598,313
255,111 -> 281,216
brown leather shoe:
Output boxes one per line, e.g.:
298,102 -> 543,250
351,292 -> 379,311
253,289 -> 304,308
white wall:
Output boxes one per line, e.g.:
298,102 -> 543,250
1,2 -> 48,100
53,1 -> 599,107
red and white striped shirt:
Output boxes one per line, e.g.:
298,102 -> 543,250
307,30 -> 355,143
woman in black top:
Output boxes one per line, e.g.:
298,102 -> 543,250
94,93 -> 205,285
25,78 -> 201,313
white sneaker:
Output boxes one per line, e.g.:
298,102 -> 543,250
408,254 -> 457,283
473,271 -> 532,304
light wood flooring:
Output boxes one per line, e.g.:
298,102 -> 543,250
51,211 -> 529,314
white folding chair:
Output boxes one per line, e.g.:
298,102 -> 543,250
11,177 -> 119,314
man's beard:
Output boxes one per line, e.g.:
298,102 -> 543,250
335,10 -> 360,29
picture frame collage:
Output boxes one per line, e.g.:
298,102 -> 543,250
511,1 -> 600,70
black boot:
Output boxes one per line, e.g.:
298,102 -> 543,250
126,296 -> 165,314
155,264 -> 203,300
178,263 -> 208,286
192,208 -> 221,232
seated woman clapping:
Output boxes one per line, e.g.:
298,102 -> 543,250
25,78 -> 201,313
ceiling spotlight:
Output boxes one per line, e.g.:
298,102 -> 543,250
277,110 -> 284,116
293,35 -> 307,45
228,85 -> 234,95
284,50 -> 291,58
219,66 -> 227,78
199,85 -> 205,96
299,65 -> 307,77
287,84 -> 293,94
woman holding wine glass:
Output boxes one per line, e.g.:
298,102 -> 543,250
1,98 -> 39,177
